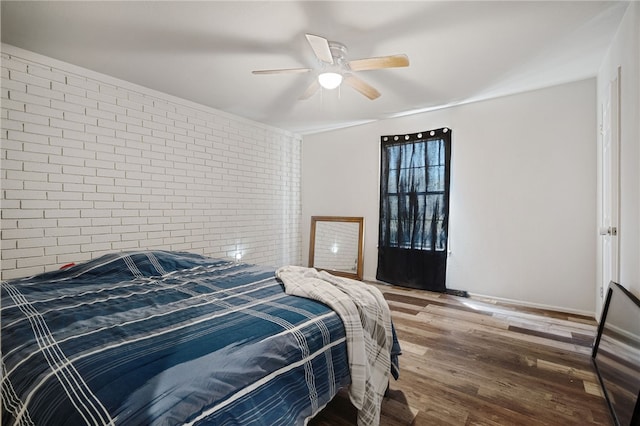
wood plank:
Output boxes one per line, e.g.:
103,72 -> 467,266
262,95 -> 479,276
310,284 -> 612,425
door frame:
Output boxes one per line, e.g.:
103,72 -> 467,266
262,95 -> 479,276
597,66 -> 621,318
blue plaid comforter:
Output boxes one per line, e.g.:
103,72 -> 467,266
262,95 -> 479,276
1,251 -> 351,425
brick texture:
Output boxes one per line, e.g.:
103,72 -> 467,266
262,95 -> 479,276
1,46 -> 302,280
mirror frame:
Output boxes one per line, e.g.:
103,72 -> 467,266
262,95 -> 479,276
592,281 -> 640,426
309,216 -> 364,281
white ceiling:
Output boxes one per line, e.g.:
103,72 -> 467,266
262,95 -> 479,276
0,1 -> 629,135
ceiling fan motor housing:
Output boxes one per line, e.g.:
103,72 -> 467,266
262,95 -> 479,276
327,41 -> 348,71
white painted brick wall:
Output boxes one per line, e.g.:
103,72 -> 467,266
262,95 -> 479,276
1,45 -> 302,280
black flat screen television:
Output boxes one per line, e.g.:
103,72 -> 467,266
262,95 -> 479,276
592,281 -> 640,426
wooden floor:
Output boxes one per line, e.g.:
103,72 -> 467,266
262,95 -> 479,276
310,283 -> 612,426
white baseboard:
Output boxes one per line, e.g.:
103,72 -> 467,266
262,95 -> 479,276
364,275 -> 595,318
467,292 -> 595,318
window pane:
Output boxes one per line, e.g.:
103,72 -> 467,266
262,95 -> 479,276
436,220 -> 446,251
410,143 -> 426,168
381,135 -> 448,251
387,170 -> 398,193
427,166 -> 442,191
398,169 -> 409,192
400,145 -> 413,169
427,139 -> 444,166
388,146 -> 400,167
388,196 -> 398,220
389,219 -> 398,245
412,170 -> 426,192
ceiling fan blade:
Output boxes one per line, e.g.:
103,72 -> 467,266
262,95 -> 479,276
299,80 -> 320,100
348,54 -> 409,71
305,33 -> 334,64
344,74 -> 381,100
252,68 -> 312,75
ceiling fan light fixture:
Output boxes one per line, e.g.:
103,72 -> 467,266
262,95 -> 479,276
318,72 -> 343,90
253,33 -> 409,100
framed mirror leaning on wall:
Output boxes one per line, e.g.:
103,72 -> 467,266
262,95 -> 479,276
309,216 -> 364,280
592,281 -> 640,426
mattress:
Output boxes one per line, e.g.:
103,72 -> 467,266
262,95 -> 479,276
1,251 -> 351,425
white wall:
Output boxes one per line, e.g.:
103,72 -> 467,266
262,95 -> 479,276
0,44 -> 302,280
597,2 -> 640,301
303,79 -> 597,314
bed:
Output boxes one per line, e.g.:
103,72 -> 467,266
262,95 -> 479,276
1,250 -> 398,426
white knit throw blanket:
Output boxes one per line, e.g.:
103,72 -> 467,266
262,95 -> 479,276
276,266 -> 392,426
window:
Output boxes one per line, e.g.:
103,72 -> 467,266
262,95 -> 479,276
380,136 -> 448,250
377,128 -> 451,291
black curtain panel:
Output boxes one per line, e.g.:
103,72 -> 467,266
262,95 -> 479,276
377,128 -> 452,292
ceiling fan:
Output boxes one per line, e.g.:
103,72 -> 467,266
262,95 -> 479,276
252,34 -> 409,100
